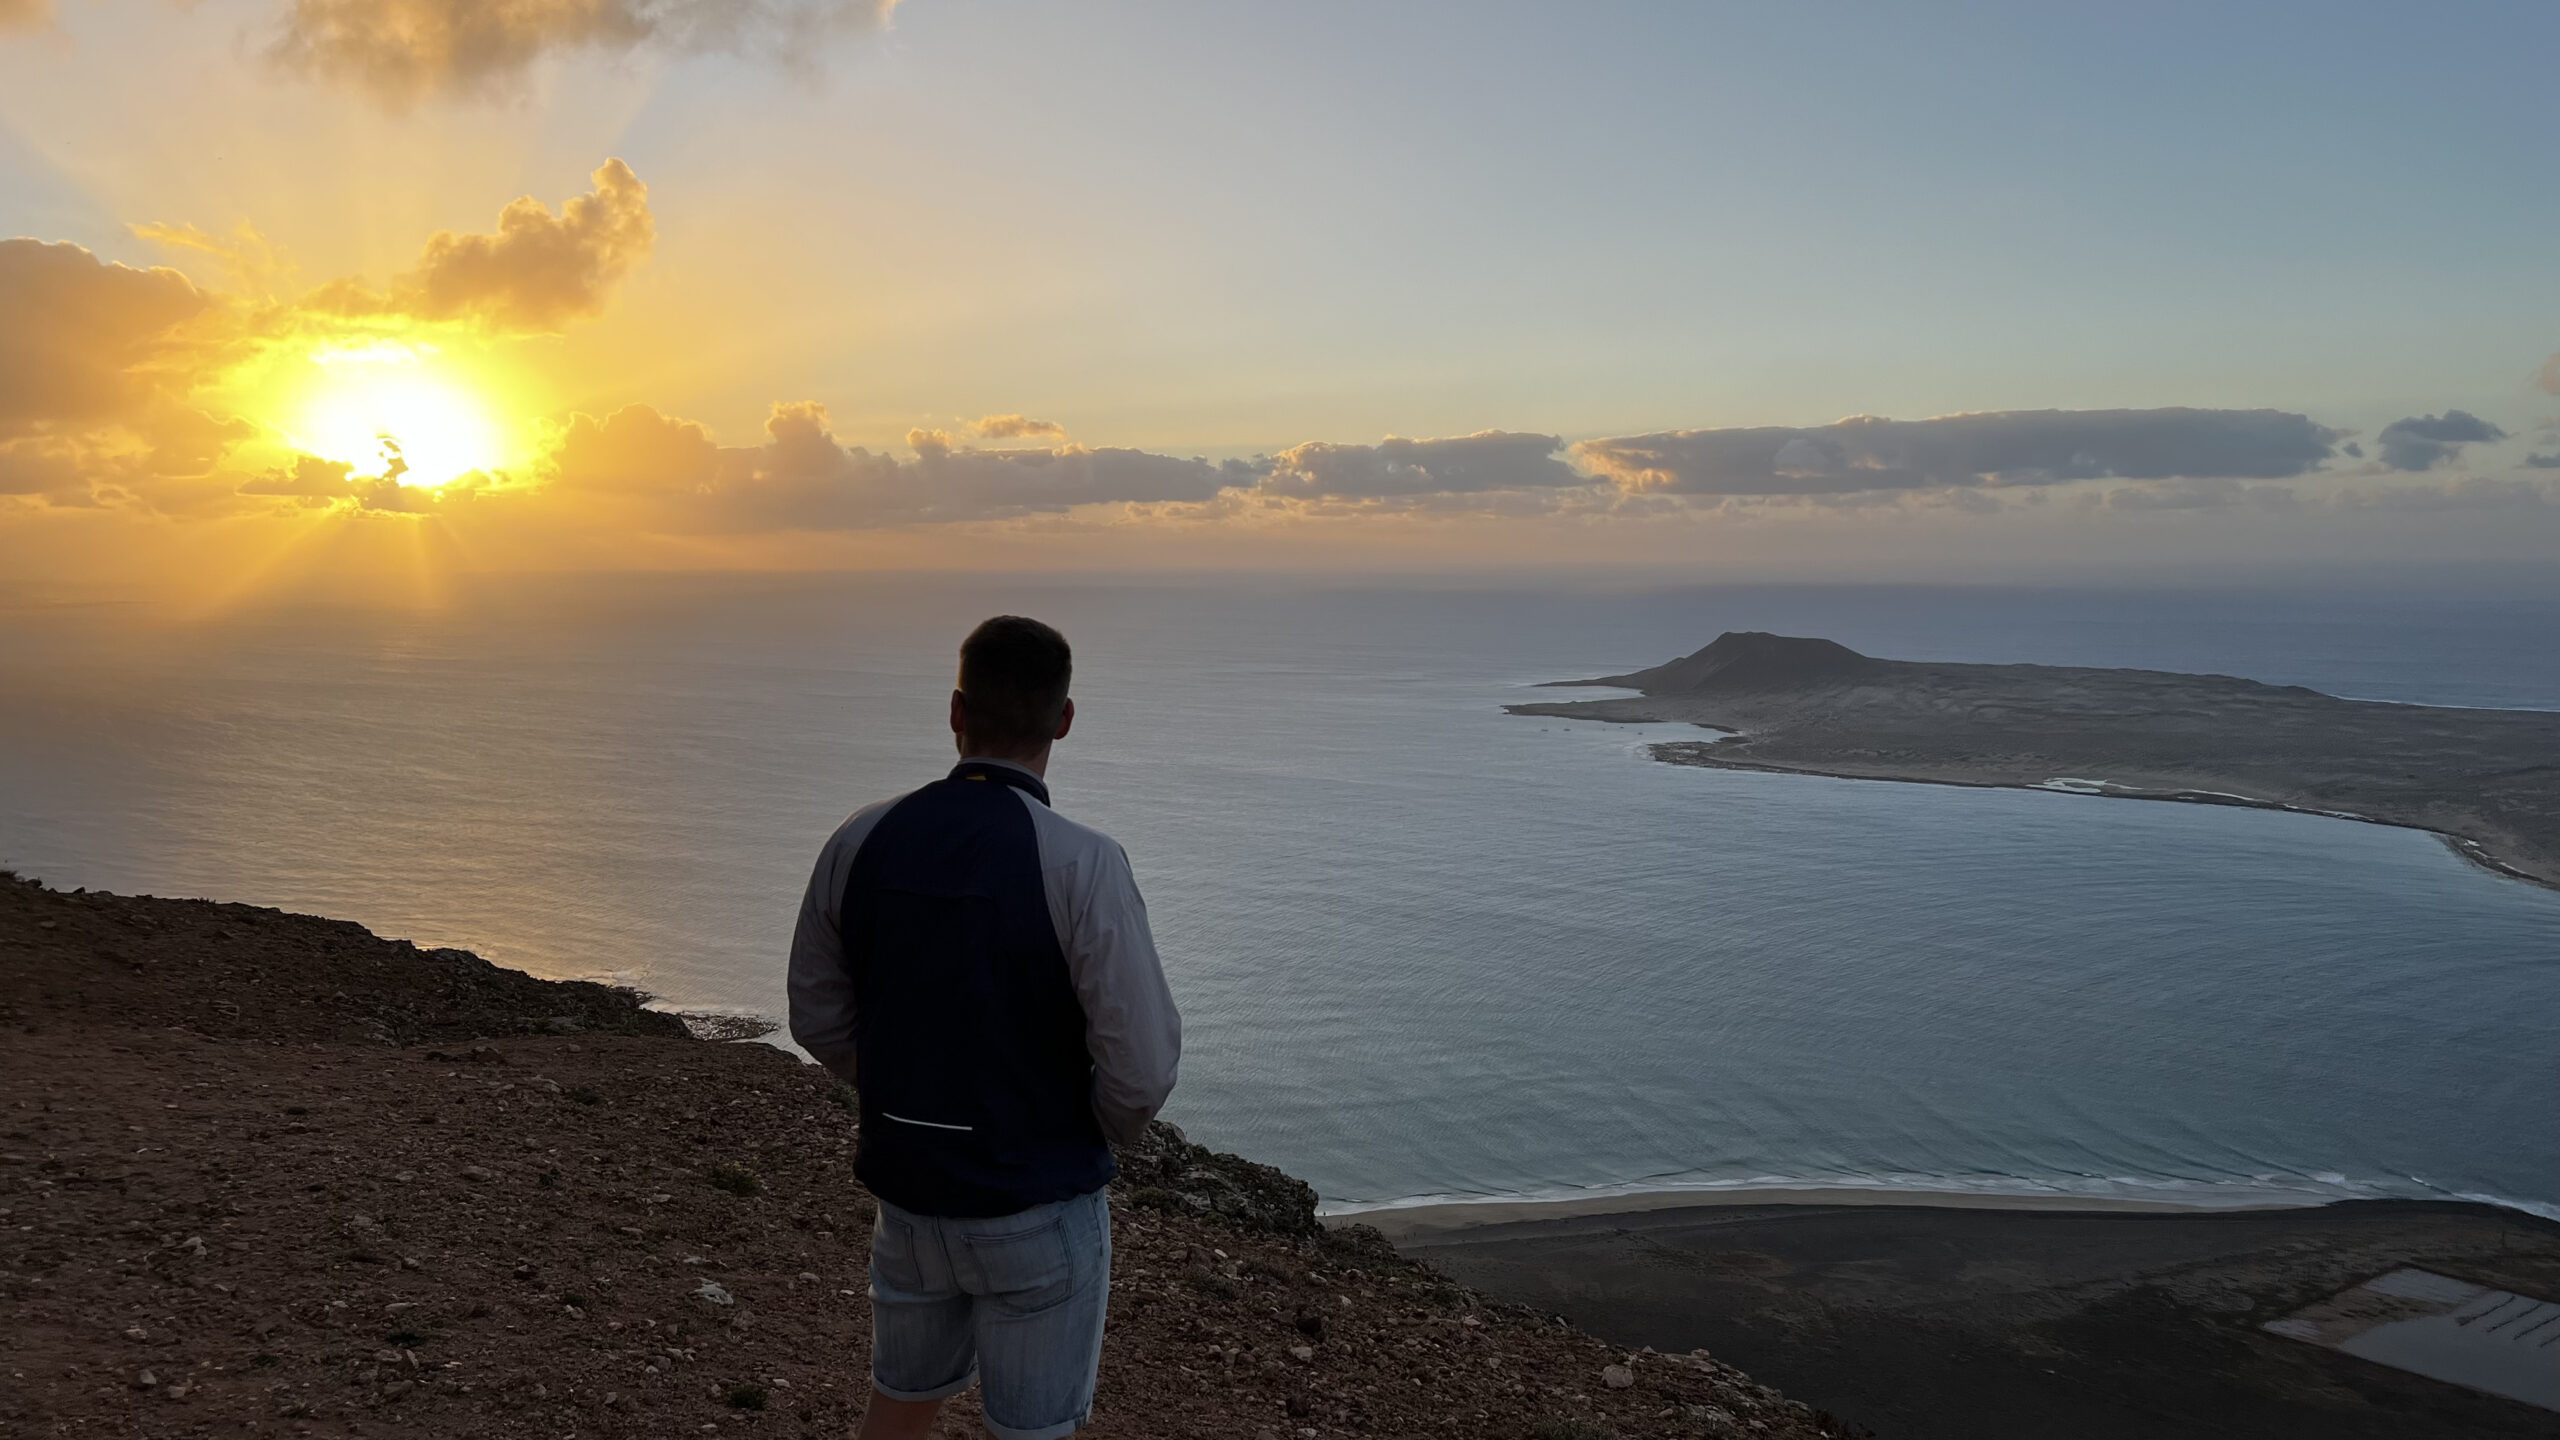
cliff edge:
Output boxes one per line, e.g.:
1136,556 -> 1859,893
0,873 -> 1854,1439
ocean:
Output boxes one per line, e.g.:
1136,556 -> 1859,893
3,576 -> 2555,1219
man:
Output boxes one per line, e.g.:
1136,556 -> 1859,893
789,615 -> 1180,1440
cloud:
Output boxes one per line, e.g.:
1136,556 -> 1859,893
237,454 -> 359,502
1257,431 -> 1582,498
0,240 -> 212,438
550,403 -> 720,495
536,402 -> 1246,530
310,161 -> 653,333
2524,453 -> 2560,470
972,414 -> 1066,440
2537,354 -> 2560,397
2374,409 -> 2506,471
266,0 -> 899,107
0,240 -> 265,511
0,0 -> 50,33
1573,408 -> 2343,496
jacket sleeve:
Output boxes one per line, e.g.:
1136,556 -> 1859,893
1057,837 -> 1182,1146
788,805 -> 892,1083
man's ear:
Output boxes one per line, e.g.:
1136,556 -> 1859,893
950,689 -> 968,738
1053,697 -> 1076,741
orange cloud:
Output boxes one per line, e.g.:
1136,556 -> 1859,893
0,240 -> 212,437
549,403 -> 720,495
0,240 -> 260,511
0,0 -> 50,33
307,160 -> 653,333
266,0 -> 901,107
973,413 -> 1067,440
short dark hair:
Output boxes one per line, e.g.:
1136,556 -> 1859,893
958,616 -> 1072,750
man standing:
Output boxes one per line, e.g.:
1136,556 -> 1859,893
789,616 -> 1181,1440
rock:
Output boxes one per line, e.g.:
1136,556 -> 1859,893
1288,1345 -> 1314,1362
458,1166 -> 494,1183
695,1282 -> 734,1307
1602,1364 -> 1635,1390
542,1016 -> 585,1035
134,1369 -> 158,1389
1293,1307 -> 1326,1339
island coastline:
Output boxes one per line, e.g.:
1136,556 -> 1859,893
1646,742 -> 2558,890
1508,632 -> 2560,893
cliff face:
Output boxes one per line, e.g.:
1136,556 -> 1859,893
0,874 -> 1854,1440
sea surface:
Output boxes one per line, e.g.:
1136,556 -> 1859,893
3,577 -> 2556,1218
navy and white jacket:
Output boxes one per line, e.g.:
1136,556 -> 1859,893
788,758 -> 1181,1217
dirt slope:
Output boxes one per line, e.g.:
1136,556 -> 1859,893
0,874 -> 1854,1440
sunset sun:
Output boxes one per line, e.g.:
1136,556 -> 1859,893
285,342 -> 511,487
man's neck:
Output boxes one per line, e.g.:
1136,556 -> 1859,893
958,751 -> 1050,780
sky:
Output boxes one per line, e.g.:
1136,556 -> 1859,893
2,0 -> 2556,596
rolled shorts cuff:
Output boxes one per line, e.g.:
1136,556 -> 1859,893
983,1406 -> 1091,1440
871,1366 -> 976,1404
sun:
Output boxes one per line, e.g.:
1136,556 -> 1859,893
284,341 -> 512,487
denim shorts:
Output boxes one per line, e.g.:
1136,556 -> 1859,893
868,1187 -> 1112,1440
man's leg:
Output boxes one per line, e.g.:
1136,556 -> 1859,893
964,1190 -> 1112,1440
856,1390 -> 944,1439
869,1203 -> 978,1433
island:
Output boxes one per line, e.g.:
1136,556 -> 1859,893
1507,631 -> 2560,891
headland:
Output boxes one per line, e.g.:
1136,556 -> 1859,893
1507,631 -> 2560,891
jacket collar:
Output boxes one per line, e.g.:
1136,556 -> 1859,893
950,757 -> 1051,807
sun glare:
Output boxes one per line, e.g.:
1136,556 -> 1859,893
286,342 -> 511,487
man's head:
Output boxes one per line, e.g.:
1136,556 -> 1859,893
951,615 -> 1075,767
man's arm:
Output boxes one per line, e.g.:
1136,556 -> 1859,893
1044,823 -> 1181,1146
787,802 -> 898,1085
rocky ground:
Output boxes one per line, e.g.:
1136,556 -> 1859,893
0,873 -> 1858,1439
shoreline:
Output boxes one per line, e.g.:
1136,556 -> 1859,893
1329,1183 -> 2324,1240
1642,740 -> 2560,894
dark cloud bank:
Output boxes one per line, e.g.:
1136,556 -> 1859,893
1572,409 -> 2343,496
2374,410 -> 2507,472
504,403 -> 2431,531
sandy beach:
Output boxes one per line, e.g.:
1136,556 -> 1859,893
1335,1184 -> 2325,1242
